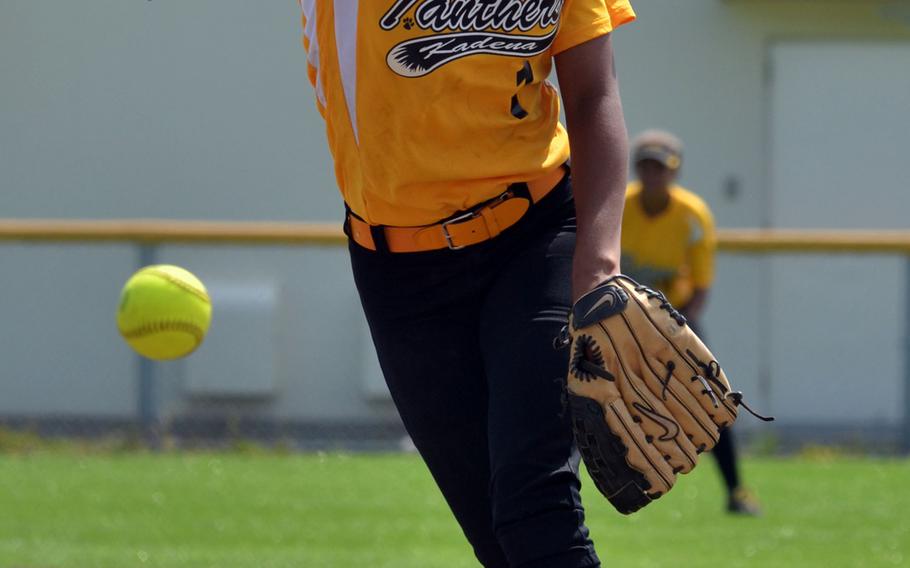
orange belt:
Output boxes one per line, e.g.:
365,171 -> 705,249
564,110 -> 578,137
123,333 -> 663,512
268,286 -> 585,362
348,166 -> 566,253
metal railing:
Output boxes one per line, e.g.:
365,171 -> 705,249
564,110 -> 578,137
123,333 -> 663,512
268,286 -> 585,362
4,218 -> 910,252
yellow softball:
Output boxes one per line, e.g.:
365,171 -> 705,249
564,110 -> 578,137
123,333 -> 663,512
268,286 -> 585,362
116,265 -> 212,360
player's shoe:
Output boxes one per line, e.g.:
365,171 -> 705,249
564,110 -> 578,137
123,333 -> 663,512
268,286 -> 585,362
727,487 -> 762,516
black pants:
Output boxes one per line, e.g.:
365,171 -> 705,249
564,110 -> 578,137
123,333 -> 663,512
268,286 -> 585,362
348,178 -> 599,568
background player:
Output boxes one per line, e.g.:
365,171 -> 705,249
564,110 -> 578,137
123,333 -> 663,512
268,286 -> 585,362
300,1 -> 635,566
621,129 -> 762,516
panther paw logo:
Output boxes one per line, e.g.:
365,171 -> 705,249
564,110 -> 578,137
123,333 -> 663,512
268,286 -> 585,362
402,17 -> 414,30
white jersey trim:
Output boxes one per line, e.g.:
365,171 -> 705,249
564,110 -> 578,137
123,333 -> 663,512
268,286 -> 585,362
334,0 -> 360,144
300,0 -> 326,108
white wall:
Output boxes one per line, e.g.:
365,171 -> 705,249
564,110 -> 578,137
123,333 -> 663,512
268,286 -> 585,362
1,0 -> 339,220
766,41 -> 910,426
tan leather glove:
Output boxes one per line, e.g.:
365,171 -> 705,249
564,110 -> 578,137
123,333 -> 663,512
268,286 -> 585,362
564,275 -> 770,514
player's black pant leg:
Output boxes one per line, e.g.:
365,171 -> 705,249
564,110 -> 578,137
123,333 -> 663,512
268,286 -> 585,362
480,215 -> 599,568
713,427 -> 741,493
349,243 -> 511,567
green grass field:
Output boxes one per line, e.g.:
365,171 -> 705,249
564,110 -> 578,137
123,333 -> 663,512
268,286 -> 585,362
0,451 -> 908,567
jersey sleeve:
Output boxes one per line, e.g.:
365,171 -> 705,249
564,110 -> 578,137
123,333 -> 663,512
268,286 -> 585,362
688,202 -> 717,289
552,0 -> 636,55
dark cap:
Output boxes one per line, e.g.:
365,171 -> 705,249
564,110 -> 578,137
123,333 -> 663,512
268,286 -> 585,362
632,129 -> 683,170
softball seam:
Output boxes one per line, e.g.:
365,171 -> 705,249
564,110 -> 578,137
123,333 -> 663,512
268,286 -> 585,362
120,319 -> 205,344
143,268 -> 210,303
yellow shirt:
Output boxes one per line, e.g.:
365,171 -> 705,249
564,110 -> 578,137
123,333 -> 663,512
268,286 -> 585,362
621,182 -> 716,307
299,0 -> 635,226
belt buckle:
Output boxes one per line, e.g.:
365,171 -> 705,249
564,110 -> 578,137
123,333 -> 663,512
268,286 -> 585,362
440,210 -> 477,250
440,191 -> 513,251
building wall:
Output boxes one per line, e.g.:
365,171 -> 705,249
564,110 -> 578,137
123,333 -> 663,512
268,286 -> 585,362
2,0 -> 909,442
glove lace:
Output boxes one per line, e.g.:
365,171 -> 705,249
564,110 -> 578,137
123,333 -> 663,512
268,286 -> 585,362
635,284 -> 687,326
686,349 -> 775,422
686,348 -> 723,408
727,392 -> 775,422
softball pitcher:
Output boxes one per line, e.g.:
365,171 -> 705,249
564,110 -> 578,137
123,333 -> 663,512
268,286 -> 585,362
298,2 -> 636,566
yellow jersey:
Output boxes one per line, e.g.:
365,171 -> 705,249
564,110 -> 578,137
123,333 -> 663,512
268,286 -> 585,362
621,182 -> 716,307
299,0 -> 635,226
